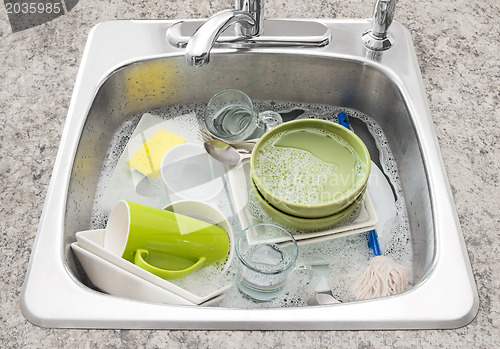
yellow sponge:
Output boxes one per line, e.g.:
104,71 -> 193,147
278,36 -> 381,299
127,129 -> 186,178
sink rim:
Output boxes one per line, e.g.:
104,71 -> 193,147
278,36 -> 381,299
20,18 -> 478,329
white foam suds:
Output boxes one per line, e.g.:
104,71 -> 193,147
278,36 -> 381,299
88,102 -> 412,307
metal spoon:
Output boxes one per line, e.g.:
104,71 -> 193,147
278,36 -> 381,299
203,139 -> 252,166
198,128 -> 257,152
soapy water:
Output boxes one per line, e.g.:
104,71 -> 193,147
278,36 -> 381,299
88,101 -> 412,306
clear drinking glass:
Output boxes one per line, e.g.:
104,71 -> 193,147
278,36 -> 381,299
204,89 -> 282,142
235,223 -> 298,301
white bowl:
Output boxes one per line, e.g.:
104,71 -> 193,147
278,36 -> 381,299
160,143 -> 225,202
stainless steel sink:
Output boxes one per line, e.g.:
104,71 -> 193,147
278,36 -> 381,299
20,19 -> 478,329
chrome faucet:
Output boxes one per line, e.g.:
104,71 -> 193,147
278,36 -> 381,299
167,0 -> 331,67
362,0 -> 397,51
184,6 -> 260,67
183,0 -> 264,66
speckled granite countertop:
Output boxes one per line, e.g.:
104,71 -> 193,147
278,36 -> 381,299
1,0 -> 498,347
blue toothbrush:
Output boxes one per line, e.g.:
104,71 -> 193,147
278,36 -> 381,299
337,112 -> 406,299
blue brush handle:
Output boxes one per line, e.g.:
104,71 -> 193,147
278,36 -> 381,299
337,112 -> 382,257
367,229 -> 382,256
337,112 -> 351,130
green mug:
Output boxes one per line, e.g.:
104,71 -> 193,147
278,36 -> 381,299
104,200 -> 230,280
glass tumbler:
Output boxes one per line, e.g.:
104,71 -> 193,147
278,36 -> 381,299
235,223 -> 298,302
204,89 -> 282,142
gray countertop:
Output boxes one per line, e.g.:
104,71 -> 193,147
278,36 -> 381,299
1,0 -> 498,347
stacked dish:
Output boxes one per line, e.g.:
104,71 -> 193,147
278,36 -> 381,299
71,200 -> 234,306
249,119 -> 371,230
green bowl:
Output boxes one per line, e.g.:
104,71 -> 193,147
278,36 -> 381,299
250,179 -> 364,232
250,118 -> 371,218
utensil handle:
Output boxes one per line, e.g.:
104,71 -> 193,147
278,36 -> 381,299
231,139 -> 257,152
367,229 -> 382,256
337,112 -> 351,130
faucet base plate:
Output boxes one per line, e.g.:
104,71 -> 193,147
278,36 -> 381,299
167,19 -> 331,49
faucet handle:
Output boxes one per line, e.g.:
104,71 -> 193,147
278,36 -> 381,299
362,0 -> 397,51
234,0 -> 264,37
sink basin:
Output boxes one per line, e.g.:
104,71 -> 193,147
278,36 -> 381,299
20,19 -> 478,329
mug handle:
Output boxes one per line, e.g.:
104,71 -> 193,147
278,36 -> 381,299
134,249 -> 207,280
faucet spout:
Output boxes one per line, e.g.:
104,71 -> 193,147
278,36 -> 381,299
185,10 -> 255,67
